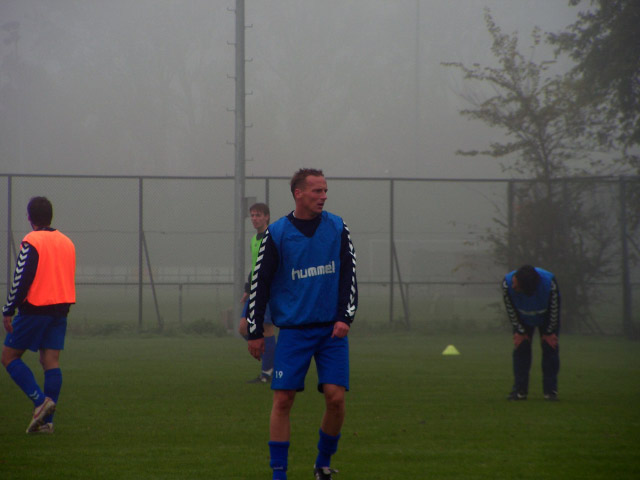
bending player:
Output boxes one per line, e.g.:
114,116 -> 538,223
502,265 -> 560,401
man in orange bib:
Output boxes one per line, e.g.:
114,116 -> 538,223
2,196 -> 76,434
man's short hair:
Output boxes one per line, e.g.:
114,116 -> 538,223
514,265 -> 541,296
290,168 -> 324,197
27,196 -> 53,227
249,202 -> 270,218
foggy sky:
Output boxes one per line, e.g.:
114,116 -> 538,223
0,0 -> 581,179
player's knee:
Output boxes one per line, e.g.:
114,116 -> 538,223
1,348 -> 20,368
323,386 -> 345,411
39,355 -> 50,369
273,390 -> 296,412
39,350 -> 60,370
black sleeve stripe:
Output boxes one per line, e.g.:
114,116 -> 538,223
546,278 -> 560,334
344,224 -> 357,319
2,243 -> 37,316
502,279 -> 524,333
247,229 -> 269,335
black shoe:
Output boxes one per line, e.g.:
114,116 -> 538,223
507,391 -> 527,401
314,465 -> 338,480
246,374 -> 271,384
544,392 -> 558,401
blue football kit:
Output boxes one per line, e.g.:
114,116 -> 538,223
3,226 -> 75,431
247,207 -> 357,480
247,211 -> 357,392
502,267 -> 560,397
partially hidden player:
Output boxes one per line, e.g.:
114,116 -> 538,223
502,265 -> 560,401
239,202 -> 276,383
247,169 -> 358,480
2,196 -> 76,433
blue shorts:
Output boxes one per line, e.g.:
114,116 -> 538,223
272,325 -> 349,393
4,314 -> 67,352
242,300 -> 273,326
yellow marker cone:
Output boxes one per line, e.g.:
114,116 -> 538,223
442,345 -> 460,355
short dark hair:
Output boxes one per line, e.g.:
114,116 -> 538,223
290,168 -> 324,197
27,196 -> 53,227
514,265 -> 541,296
249,202 -> 270,218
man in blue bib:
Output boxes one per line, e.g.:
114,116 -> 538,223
502,265 -> 560,401
247,169 -> 357,480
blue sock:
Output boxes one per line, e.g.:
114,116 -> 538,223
43,368 -> 62,423
6,359 -> 45,407
269,440 -> 289,480
316,429 -> 340,468
262,335 -> 276,375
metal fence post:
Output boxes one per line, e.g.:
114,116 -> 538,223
389,179 -> 394,323
507,180 -> 514,269
265,178 -> 270,205
5,176 -> 11,294
138,177 -> 143,332
620,177 -> 633,338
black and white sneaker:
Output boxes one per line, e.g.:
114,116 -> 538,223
314,465 -> 338,479
507,391 -> 527,401
247,373 -> 271,384
544,392 -> 558,401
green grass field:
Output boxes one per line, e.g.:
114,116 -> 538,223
1,331 -> 639,479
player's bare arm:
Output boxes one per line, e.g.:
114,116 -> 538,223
248,337 -> 265,360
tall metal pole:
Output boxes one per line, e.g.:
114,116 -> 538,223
414,0 -> 421,173
138,177 -> 143,332
389,180 -> 394,323
619,178 -> 632,338
6,176 -> 12,293
233,0 -> 247,329
507,180 -> 514,269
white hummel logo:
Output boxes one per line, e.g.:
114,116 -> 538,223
291,261 -> 336,281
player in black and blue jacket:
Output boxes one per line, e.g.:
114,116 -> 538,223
247,169 -> 357,480
502,265 -> 560,401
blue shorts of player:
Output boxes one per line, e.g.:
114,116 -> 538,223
242,300 -> 273,326
4,314 -> 67,352
272,324 -> 349,393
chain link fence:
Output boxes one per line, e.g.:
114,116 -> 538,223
1,174 -> 638,336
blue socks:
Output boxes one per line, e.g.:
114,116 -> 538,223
269,441 -> 289,480
43,368 -> 62,423
316,429 -> 340,469
6,359 -> 45,407
262,335 -> 276,375
268,431 -> 339,477
5,361 -> 62,423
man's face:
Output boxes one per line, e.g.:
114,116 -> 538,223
511,275 -> 534,296
511,275 -> 522,293
250,210 -> 269,232
295,175 -> 327,219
